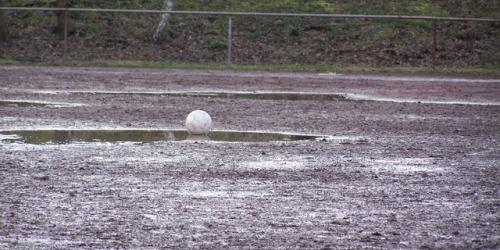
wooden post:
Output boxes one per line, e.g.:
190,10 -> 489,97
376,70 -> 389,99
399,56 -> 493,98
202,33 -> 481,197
432,21 -> 437,66
227,17 -> 232,65
63,9 -> 68,60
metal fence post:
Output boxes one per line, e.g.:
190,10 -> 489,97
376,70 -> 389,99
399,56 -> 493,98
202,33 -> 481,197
1,7 -> 499,66
63,9 -> 68,61
227,17 -> 232,65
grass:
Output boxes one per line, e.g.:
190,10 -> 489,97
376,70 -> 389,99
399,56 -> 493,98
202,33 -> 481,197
0,58 -> 498,76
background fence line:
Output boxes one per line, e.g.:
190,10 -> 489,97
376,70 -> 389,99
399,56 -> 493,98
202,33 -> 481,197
1,7 -> 499,65
1,7 -> 500,22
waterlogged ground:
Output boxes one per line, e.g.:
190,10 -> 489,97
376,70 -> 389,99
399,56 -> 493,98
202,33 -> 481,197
0,66 -> 499,249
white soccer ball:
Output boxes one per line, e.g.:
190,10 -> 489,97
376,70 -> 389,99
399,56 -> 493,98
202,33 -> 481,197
185,110 -> 212,135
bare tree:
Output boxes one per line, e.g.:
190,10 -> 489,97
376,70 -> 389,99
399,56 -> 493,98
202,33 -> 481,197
0,10 -> 8,41
54,0 -> 72,34
153,0 -> 176,41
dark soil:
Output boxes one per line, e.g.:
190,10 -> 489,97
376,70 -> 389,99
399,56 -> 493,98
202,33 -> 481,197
0,66 -> 499,249
1,6 -> 499,66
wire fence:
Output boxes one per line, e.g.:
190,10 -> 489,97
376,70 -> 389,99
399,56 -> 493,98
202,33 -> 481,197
2,7 -> 499,22
1,7 -> 499,66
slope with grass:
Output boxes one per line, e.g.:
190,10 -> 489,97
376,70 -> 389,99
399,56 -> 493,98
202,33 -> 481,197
0,0 -> 499,67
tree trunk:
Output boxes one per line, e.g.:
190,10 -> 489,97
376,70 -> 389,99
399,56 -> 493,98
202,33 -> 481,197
153,0 -> 176,41
55,0 -> 70,34
0,11 -> 9,41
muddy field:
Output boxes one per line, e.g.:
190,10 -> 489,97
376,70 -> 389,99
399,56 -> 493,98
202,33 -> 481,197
0,66 -> 499,249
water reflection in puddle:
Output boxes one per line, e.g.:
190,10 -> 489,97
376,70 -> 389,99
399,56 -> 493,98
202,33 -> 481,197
0,100 -> 54,107
0,129 -> 323,144
25,90 -> 500,106
366,158 -> 444,173
0,100 -> 85,108
30,90 -> 348,101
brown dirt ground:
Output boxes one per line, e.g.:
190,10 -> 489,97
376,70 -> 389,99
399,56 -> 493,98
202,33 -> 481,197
0,66 -> 499,249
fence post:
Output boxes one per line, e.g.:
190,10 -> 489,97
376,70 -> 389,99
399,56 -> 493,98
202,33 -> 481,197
63,9 -> 68,61
432,21 -> 437,66
227,17 -> 232,65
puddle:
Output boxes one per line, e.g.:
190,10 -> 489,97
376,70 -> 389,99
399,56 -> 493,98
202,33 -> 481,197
179,190 -> 265,198
0,129 -> 323,144
315,73 -> 500,83
0,100 -> 85,108
27,90 -> 348,101
0,235 -> 83,248
240,160 -> 304,170
366,158 -> 445,173
345,94 -> 500,106
23,89 -> 500,106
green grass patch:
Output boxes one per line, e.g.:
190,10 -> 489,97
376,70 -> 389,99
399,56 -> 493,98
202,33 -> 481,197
0,58 -> 498,76
207,40 -> 228,50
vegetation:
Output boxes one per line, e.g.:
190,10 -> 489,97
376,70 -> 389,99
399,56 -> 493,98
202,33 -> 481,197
0,1 -> 499,69
0,10 -> 9,41
1,58 -> 498,76
5,1 -> 497,17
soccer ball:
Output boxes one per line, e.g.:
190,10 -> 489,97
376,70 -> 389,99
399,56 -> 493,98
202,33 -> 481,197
185,110 -> 212,135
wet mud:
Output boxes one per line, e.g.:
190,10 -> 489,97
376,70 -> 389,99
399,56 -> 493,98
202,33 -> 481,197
0,66 -> 499,249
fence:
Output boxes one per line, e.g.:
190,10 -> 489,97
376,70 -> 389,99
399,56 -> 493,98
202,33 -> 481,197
1,6 -> 499,66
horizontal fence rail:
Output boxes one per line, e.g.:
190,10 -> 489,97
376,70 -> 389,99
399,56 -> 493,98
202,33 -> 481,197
1,6 -> 498,65
1,7 -> 500,23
